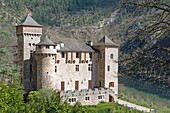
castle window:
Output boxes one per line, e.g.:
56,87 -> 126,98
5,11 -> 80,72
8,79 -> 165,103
61,52 -> 65,58
85,96 -> 90,101
32,43 -> 35,46
68,98 -> 76,103
75,65 -> 79,71
88,64 -> 92,71
109,82 -> 114,88
76,52 -> 79,58
98,95 -> 104,100
46,45 -> 49,49
108,66 -> 110,71
30,50 -> 33,57
30,64 -> 32,72
31,37 -> 33,39
53,46 -> 56,49
89,53 -> 92,59
55,66 -> 57,72
29,43 -> 31,47
110,54 -> 114,59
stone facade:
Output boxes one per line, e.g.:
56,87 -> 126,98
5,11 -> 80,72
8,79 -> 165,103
16,15 -> 119,104
60,88 -> 117,105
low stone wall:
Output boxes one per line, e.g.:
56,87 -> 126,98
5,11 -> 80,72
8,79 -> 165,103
117,99 -> 155,113
60,88 -> 117,105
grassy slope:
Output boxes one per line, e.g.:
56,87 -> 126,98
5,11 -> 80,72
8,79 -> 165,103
83,102 -> 140,113
119,76 -> 170,113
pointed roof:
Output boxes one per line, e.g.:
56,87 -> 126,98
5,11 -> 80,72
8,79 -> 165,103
37,36 -> 56,46
95,35 -> 119,47
16,15 -> 42,27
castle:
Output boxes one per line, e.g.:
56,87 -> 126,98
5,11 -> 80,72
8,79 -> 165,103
16,15 -> 119,105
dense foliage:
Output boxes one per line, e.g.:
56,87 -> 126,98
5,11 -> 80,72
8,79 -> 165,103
0,81 -> 141,113
4,0 -> 119,26
118,0 -> 170,87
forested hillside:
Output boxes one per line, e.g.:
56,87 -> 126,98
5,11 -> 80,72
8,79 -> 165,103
5,0 -> 119,26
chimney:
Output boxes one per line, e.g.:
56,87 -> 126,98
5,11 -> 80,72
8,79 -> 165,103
60,42 -> 64,47
87,41 -> 93,46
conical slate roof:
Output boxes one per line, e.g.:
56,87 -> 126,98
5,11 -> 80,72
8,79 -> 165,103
37,36 -> 56,46
16,15 -> 42,27
95,35 -> 119,47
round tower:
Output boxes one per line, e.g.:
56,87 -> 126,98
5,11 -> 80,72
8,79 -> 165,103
35,36 -> 56,89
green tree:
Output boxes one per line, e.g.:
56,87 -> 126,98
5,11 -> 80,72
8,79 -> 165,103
0,81 -> 25,113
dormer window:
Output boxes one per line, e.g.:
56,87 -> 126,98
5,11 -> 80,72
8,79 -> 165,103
46,45 -> 49,49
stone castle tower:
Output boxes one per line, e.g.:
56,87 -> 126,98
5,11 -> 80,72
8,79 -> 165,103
35,36 -> 57,89
16,15 -> 42,91
92,36 -> 119,95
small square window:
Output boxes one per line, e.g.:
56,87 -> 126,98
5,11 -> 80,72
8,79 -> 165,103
85,96 -> 90,101
29,43 -> 31,47
98,95 -> 104,100
110,54 -> 114,59
76,65 -> 79,71
68,98 -> 76,103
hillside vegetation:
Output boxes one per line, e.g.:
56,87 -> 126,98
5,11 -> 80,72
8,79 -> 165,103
5,0 -> 119,26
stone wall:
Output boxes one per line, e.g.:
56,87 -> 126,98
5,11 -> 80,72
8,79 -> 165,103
105,47 -> 118,95
54,52 -> 93,91
60,88 -> 117,105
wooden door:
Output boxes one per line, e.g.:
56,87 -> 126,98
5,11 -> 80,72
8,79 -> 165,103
75,81 -> 79,90
109,95 -> 114,102
88,80 -> 92,89
61,81 -> 65,91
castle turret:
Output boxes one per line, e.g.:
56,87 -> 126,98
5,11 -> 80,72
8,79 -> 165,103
92,36 -> 119,95
35,36 -> 57,89
16,15 -> 42,91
